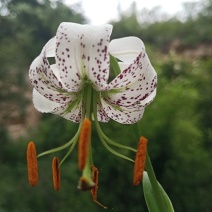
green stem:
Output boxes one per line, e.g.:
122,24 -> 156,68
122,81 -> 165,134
85,85 -> 93,119
92,91 -> 134,163
82,152 -> 92,179
37,124 -> 82,158
80,150 -> 95,189
89,141 -> 93,165
59,136 -> 79,166
37,143 -> 73,158
102,133 -> 137,152
96,120 -> 134,162
58,123 -> 82,166
145,153 -> 166,212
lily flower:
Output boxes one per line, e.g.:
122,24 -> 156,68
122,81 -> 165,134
27,22 -> 157,207
29,22 -> 157,124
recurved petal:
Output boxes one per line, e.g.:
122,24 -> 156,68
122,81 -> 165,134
140,88 -> 157,107
29,45 -> 78,104
29,41 -> 63,90
33,88 -> 60,113
33,89 -> 83,123
100,98 -> 145,124
109,37 -> 144,63
118,62 -> 130,72
51,98 -> 83,123
55,22 -> 113,91
46,37 -> 56,57
96,95 -> 110,122
106,53 -> 157,107
30,64 -> 64,104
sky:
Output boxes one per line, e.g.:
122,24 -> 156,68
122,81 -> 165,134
64,0 -> 196,24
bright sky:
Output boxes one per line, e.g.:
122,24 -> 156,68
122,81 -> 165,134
64,0 -> 195,24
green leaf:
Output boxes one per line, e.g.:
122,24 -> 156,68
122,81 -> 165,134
143,171 -> 174,212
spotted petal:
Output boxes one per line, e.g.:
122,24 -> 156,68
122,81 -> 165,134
51,99 -> 83,123
55,22 -> 113,92
96,95 -> 110,122
105,37 -> 157,107
109,37 -> 144,63
46,37 -> 56,57
33,88 -> 60,113
33,88 -> 83,123
100,97 -> 145,124
29,38 -> 77,104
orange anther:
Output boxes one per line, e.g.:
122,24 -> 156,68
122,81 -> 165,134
27,141 -> 38,187
78,118 -> 91,170
133,136 -> 148,186
52,157 -> 60,191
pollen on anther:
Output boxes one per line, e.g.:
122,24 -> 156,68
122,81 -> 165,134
52,157 -> 60,191
27,141 -> 38,187
133,136 -> 148,186
78,118 -> 91,170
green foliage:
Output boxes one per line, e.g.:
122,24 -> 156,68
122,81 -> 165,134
137,56 -> 212,211
111,0 -> 212,48
143,172 -> 174,212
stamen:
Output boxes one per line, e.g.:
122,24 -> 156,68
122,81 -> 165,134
90,165 -> 107,209
78,118 -> 91,170
52,157 -> 60,191
27,141 -> 38,187
133,136 -> 148,186
77,177 -> 95,191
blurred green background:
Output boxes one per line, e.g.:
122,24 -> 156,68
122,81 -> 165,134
0,0 -> 211,211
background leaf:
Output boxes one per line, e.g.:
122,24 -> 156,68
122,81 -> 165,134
143,171 -> 174,212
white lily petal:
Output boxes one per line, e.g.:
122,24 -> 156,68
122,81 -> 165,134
101,98 -> 145,124
33,88 -> 60,113
109,37 -> 144,63
55,22 -> 113,91
51,99 -> 83,123
140,88 -> 157,107
29,40 -> 81,104
29,57 -> 75,103
33,88 -> 82,122
46,37 -> 56,57
96,96 -> 110,122
108,49 -> 149,90
118,62 -> 130,72
50,64 -> 60,80
29,47 -> 61,90
106,52 -> 157,107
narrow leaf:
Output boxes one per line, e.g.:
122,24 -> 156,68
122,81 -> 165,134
143,171 -> 174,212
